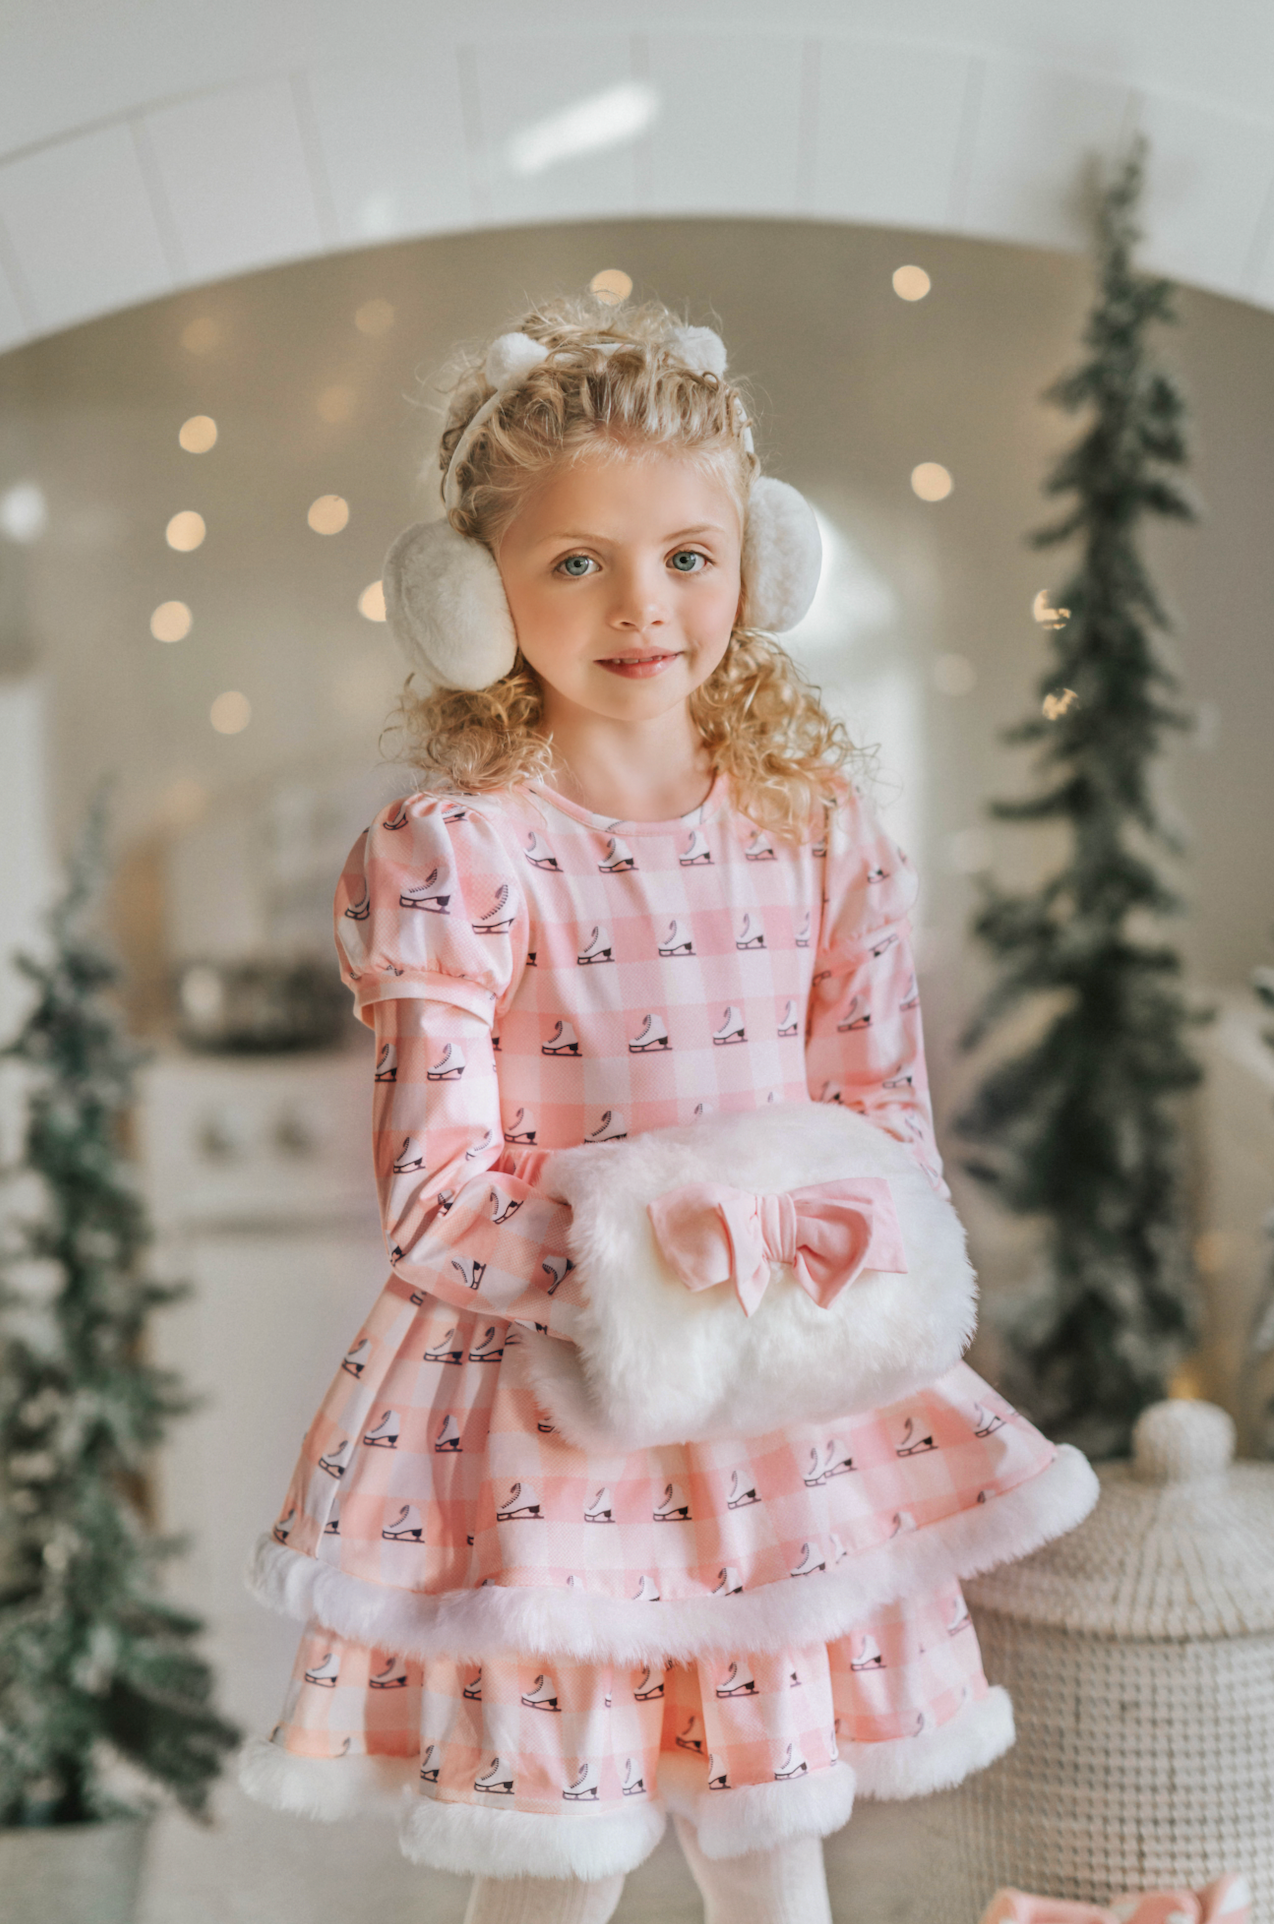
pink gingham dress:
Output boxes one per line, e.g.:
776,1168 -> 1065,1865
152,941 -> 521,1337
245,774 -> 1096,1874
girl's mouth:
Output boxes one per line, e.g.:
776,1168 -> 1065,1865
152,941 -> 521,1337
596,651 -> 681,679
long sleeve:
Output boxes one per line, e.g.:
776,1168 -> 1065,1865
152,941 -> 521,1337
805,785 -> 951,1201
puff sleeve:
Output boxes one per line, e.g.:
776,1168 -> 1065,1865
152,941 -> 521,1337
804,782 -> 951,1199
335,795 -> 575,1330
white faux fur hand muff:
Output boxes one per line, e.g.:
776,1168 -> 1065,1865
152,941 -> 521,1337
518,1103 -> 978,1451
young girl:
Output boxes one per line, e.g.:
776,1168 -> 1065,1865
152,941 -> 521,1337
240,297 -> 1098,1924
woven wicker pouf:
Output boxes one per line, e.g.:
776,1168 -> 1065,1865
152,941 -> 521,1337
914,1398 -> 1274,1923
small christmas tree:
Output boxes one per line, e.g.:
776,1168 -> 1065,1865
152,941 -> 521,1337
953,139 -> 1212,1461
1246,956 -> 1274,1454
0,799 -> 239,1827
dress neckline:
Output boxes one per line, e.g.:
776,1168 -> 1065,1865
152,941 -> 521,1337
527,772 -> 729,834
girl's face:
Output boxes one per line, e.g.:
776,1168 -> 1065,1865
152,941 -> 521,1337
494,443 -> 744,723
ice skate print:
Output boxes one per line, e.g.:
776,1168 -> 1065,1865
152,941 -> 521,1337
633,1666 -> 663,1701
598,835 -> 635,873
675,1716 -> 705,1756
632,1574 -> 660,1602
584,1487 -> 615,1524
462,1670 -> 482,1699
680,827 -> 712,866
727,1471 -> 759,1509
900,973 -> 920,1011
628,1014 -> 670,1053
399,864 -> 450,914
272,1506 -> 295,1544
344,882 -> 370,922
374,1042 -> 397,1081
693,1101 -> 714,1118
542,1019 -> 580,1056
773,1742 -> 808,1780
524,832 -> 560,871
586,1109 -> 627,1142
563,1762 -> 599,1802
712,1005 -> 746,1046
778,999 -> 799,1037
362,1409 -> 399,1449
381,1504 -> 423,1542
870,932 -> 899,959
341,1337 -> 370,1378
503,1107 -> 537,1145
714,1566 -> 743,1596
472,883 -> 516,936
622,1758 -> 646,1796
715,1662 -> 757,1699
426,1043 -> 466,1081
520,1674 -> 561,1712
896,1416 -> 936,1457
837,996 -> 871,1032
467,1326 -> 503,1363
818,1081 -> 843,1104
304,1652 -> 339,1687
423,1328 -> 463,1365
973,1400 -> 1007,1437
322,1504 -> 340,1537
475,1755 -> 514,1795
383,800 -> 411,830
437,1190 -> 457,1212
658,918 -> 693,957
465,1127 -> 495,1161
451,1256 -> 487,1292
851,1633 -> 884,1670
489,1188 -> 521,1224
866,863 -> 889,884
392,1135 -> 426,1174
811,837 -> 827,858
890,1510 -> 918,1535
806,1439 -> 854,1485
653,1481 -> 691,1522
420,1744 -> 439,1784
434,1413 -> 462,1453
318,1439 -> 352,1478
708,1753 -> 729,1790
736,912 -> 765,950
790,1541 -> 826,1578
795,910 -> 811,947
576,925 -> 613,965
496,1482 -> 544,1521
745,829 -> 776,861
882,1067 -> 914,1091
541,1255 -> 575,1294
948,1593 -> 972,1635
370,1658 -> 408,1690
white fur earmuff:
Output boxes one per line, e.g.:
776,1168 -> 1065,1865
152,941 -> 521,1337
383,325 -> 823,690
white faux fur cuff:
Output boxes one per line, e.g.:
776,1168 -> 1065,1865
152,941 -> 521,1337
246,1444 -> 1098,1666
398,1789 -> 666,1880
237,1737 -> 415,1822
660,1751 -> 857,1858
527,1103 -> 978,1451
846,1684 -> 1015,1800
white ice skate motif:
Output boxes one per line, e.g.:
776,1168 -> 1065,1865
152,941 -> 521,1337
497,1482 -> 544,1521
392,1135 -> 426,1174
474,1755 -> 514,1795
675,1716 -> 704,1756
777,999 -> 799,1037
462,1670 -> 482,1699
322,1504 -> 340,1537
342,1337 -> 370,1378
318,1439 -> 351,1478
632,1574 -> 660,1602
837,995 -> 871,1032
870,932 -> 899,959
541,1019 -> 580,1057
541,1256 -> 575,1294
399,864 -> 451,914
653,1481 -> 691,1522
890,1510 -> 918,1536
735,912 -> 765,951
370,1658 -> 408,1690
503,1107 -> 536,1145
472,884 -> 516,936
524,832 -> 560,870
658,918 -> 693,957
727,1471 -> 759,1509
381,1504 -> 423,1542
344,882 -> 370,922
773,1742 -> 808,1780
426,1043 -> 466,1081
450,1255 -> 487,1292
900,974 -> 920,1011
465,1126 -> 495,1161
708,1753 -> 729,1790
795,910 -> 811,948
304,1652 -> 339,1687
882,1068 -> 914,1091
896,1416 -> 936,1457
713,1566 -> 743,1596
973,1401 -> 1007,1437
680,827 -> 711,866
628,1013 -> 669,1053
693,1100 -> 715,1118
586,1109 -> 627,1142
383,800 -> 411,830
576,925 -> 613,965
363,1409 -> 399,1448
521,1674 -> 561,1712
715,1662 -> 757,1699
948,1593 -> 972,1634
374,1042 -> 397,1081
584,1487 -> 615,1524
424,1328 -> 463,1365
622,1758 -> 646,1796
272,1506 -> 295,1544
562,1762 -> 599,1802
420,1744 -> 439,1783
468,1326 -> 503,1363
489,1188 -> 521,1224
712,1005 -> 745,1046
598,835 -> 635,873
434,1413 -> 462,1452
851,1633 -> 884,1671
789,1541 -> 826,1578
633,1666 -> 663,1701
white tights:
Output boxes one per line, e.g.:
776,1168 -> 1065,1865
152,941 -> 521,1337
461,1819 -> 832,1924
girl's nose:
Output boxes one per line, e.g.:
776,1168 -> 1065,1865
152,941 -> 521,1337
610,561 -> 669,630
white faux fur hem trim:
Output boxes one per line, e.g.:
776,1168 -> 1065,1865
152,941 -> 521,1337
398,1790 -> 666,1880
246,1445 -> 1098,1665
847,1684 -> 1015,1800
237,1737 -> 415,1821
660,1752 -> 857,1858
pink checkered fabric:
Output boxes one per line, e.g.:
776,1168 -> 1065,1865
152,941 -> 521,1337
259,777 -> 1057,1810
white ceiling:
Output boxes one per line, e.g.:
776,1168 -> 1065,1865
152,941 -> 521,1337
3,0 -> 1274,347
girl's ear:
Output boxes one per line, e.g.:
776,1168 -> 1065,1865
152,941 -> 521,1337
741,478 -> 822,633
382,519 -> 518,691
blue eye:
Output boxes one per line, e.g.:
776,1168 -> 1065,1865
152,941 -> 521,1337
670,550 -> 705,573
558,554 -> 596,577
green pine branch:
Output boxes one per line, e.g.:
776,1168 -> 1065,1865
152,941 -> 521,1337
0,796 -> 239,1827
953,138 -> 1214,1461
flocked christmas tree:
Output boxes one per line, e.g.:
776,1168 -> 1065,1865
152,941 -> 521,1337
0,799 -> 239,1826
953,139 -> 1212,1461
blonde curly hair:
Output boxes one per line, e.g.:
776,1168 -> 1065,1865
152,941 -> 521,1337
389,294 -> 859,839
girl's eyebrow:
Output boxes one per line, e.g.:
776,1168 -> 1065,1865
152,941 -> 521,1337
538,522 -> 731,545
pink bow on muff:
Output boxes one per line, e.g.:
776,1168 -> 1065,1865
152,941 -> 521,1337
647,1177 -> 907,1317
979,1873 -> 1251,1924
